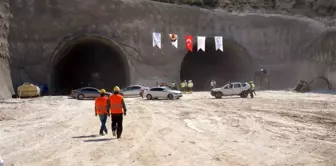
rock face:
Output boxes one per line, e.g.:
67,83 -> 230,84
154,0 -> 336,17
0,0 -> 13,99
7,0 -> 336,93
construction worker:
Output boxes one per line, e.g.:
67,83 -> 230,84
0,156 -> 3,166
95,89 -> 109,135
140,86 -> 145,98
171,81 -> 176,90
187,80 -> 194,93
180,81 -> 186,92
210,80 -> 216,89
167,81 -> 172,89
109,86 -> 127,139
249,81 -> 256,98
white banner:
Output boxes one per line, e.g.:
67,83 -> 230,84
169,34 -> 178,48
197,36 -> 206,51
214,36 -> 223,51
152,32 -> 161,49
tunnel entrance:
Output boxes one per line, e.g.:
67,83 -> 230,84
51,36 -> 129,95
180,38 -> 252,91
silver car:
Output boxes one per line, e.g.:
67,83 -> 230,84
144,86 -> 182,100
70,87 -> 111,100
120,85 -> 149,97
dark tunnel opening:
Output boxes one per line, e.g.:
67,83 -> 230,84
180,37 -> 253,91
52,37 -> 129,95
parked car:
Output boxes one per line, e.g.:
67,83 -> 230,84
120,85 -> 149,97
144,86 -> 182,100
210,82 -> 251,99
70,87 -> 111,100
17,82 -> 41,98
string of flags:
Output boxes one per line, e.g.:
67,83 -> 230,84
152,32 -> 224,52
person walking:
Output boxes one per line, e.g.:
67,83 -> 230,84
108,86 -> 127,139
249,81 -> 256,98
95,89 -> 109,135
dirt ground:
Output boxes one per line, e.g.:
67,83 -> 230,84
0,91 -> 335,166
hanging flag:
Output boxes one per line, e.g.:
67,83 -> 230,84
185,35 -> 193,52
152,32 -> 161,49
214,36 -> 223,51
197,36 -> 206,51
169,34 -> 178,48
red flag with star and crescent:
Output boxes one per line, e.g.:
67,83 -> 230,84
185,35 -> 193,52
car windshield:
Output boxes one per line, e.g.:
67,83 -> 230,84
162,87 -> 171,90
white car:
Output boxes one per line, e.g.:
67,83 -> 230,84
120,85 -> 149,97
144,86 -> 182,100
210,82 -> 251,98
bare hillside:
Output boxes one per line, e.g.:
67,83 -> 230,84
153,0 -> 336,17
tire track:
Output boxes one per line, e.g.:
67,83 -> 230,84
112,105 -> 156,166
2,99 -> 82,161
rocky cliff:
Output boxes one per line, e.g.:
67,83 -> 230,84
6,0 -> 336,93
154,0 -> 336,18
0,0 -> 13,99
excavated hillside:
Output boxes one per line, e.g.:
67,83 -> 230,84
154,0 -> 336,18
0,0 -> 13,99
2,0 -> 336,96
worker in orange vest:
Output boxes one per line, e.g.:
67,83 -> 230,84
95,89 -> 109,135
109,86 -> 127,139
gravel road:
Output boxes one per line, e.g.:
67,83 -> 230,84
0,91 -> 335,166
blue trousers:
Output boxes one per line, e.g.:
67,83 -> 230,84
99,114 -> 108,134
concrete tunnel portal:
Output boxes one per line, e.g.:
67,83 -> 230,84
51,36 -> 130,95
180,38 -> 253,91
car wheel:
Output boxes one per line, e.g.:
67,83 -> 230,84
215,92 -> 223,99
146,94 -> 152,100
167,94 -> 174,100
240,92 -> 248,98
77,94 -> 85,100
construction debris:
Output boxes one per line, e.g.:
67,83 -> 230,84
294,80 -> 311,92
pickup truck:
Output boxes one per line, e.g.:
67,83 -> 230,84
210,82 -> 251,98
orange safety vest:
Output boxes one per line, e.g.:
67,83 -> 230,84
109,94 -> 123,114
95,96 -> 108,115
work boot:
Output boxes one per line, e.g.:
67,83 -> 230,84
112,130 -> 116,136
117,135 -> 121,139
99,132 -> 104,136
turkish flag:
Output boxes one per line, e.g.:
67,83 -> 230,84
185,35 -> 193,52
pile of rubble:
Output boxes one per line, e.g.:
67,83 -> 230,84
294,77 -> 332,92
294,80 -> 311,92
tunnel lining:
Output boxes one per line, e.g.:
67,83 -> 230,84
49,35 -> 130,94
180,38 -> 253,91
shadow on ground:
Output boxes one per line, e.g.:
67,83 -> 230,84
306,90 -> 336,95
84,138 -> 115,142
208,96 -> 246,100
72,135 -> 98,139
